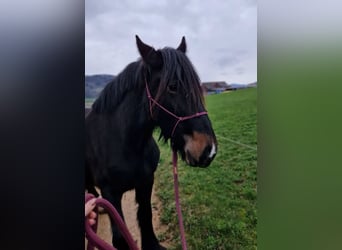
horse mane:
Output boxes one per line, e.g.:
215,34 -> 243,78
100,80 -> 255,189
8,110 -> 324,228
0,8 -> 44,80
92,61 -> 143,113
92,47 -> 204,113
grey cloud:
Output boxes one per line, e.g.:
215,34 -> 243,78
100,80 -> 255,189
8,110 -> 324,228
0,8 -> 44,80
235,67 -> 245,75
216,55 -> 239,67
214,49 -> 248,67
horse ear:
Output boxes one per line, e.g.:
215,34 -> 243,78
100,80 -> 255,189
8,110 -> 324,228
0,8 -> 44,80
177,36 -> 187,53
135,35 -> 162,68
136,35 -> 153,59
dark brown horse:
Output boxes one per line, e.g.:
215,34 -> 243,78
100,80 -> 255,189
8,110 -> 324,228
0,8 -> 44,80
85,36 -> 217,249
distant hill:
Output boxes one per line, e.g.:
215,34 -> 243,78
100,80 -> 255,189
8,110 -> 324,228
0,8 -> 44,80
247,81 -> 257,87
85,74 -> 115,99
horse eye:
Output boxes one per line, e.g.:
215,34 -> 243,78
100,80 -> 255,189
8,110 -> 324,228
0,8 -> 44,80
167,82 -> 178,93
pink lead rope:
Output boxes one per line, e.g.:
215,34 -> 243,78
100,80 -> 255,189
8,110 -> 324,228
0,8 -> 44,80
146,78 -> 208,250
173,150 -> 188,250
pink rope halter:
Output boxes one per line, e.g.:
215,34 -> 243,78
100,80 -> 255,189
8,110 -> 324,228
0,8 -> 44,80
145,78 -> 208,137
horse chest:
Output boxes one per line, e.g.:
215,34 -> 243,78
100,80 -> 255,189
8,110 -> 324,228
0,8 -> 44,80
107,152 -> 155,177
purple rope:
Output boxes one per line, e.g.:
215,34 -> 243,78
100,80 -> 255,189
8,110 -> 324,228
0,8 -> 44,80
85,194 -> 99,250
85,194 -> 139,250
85,153 -> 190,250
173,150 -> 188,250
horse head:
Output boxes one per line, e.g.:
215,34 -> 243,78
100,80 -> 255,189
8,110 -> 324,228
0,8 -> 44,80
136,35 -> 217,167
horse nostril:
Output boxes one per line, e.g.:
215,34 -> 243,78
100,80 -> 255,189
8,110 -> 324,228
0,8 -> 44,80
197,144 -> 214,167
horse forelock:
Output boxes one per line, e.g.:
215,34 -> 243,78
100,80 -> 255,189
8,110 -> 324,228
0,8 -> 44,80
155,48 -> 205,112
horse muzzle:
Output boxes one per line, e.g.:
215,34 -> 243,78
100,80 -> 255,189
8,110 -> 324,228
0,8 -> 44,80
183,132 -> 217,167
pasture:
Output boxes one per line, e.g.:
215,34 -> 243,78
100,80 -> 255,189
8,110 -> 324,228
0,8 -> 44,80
154,88 -> 257,249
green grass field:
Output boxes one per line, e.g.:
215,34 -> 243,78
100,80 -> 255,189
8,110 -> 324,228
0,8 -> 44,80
154,88 -> 257,249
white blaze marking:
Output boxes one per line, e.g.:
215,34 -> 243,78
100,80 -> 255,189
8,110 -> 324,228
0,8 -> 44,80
209,143 -> 216,158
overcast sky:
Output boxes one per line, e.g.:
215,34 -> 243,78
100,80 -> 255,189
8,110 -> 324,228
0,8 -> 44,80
85,0 -> 256,84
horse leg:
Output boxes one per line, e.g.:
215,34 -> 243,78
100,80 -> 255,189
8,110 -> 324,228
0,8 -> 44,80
101,188 -> 130,250
136,176 -> 166,250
